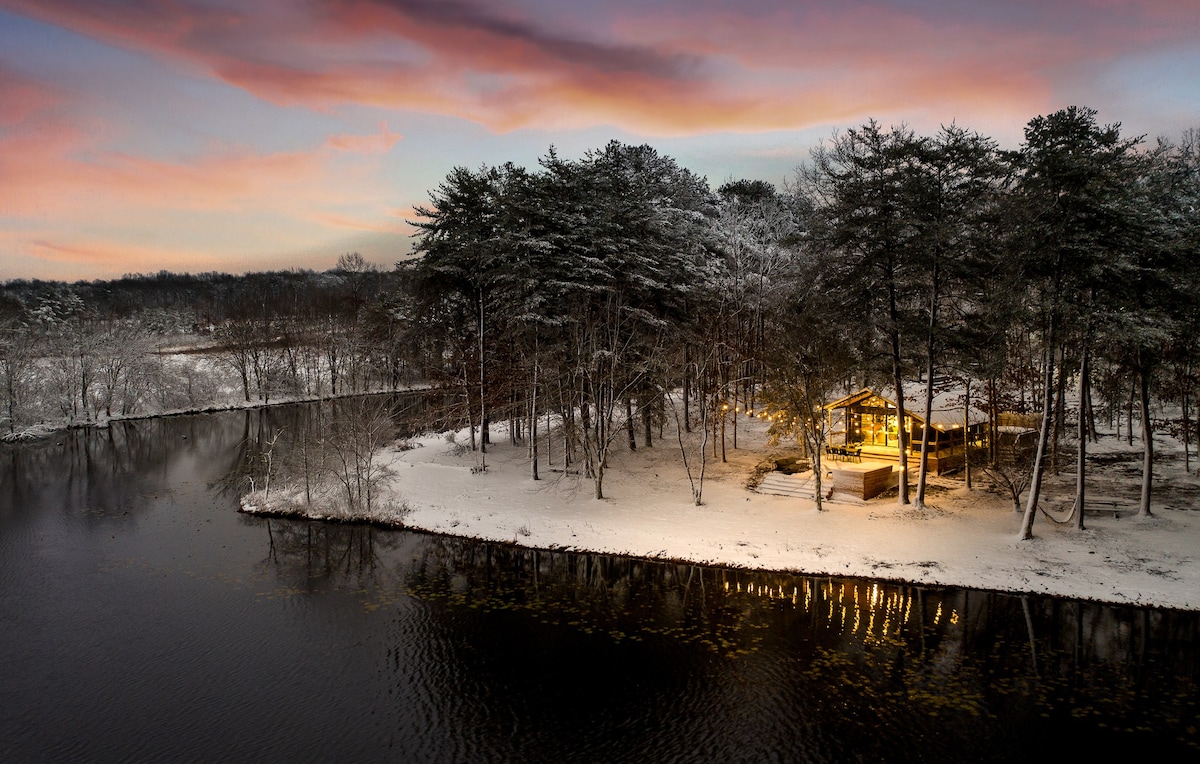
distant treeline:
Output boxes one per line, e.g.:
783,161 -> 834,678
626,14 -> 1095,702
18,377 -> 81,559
0,254 -> 415,433
0,260 -> 406,329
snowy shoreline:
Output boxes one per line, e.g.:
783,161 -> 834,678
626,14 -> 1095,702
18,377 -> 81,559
242,418 -> 1200,612
1,385 -> 430,442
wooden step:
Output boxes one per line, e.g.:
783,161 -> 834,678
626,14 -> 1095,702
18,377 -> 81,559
757,472 -> 818,498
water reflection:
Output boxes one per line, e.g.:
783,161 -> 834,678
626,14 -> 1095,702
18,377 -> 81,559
244,511 -> 1199,756
390,537 -> 1199,754
257,518 -> 402,592
0,390 -> 450,519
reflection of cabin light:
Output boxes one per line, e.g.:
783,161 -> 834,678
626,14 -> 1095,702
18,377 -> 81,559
934,603 -> 943,625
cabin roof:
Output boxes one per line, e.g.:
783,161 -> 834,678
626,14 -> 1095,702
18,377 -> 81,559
825,385 -> 987,430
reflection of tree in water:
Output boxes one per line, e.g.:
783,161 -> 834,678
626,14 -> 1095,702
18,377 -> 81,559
251,515 -> 404,592
394,535 -> 1199,751
402,537 -> 766,650
0,414 -> 238,524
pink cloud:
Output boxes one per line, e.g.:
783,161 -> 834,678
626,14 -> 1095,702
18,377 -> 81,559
0,68 -> 400,271
5,0 -> 1192,135
0,67 -> 62,127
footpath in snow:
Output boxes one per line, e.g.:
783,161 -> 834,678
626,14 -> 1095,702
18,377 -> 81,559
246,418 -> 1200,612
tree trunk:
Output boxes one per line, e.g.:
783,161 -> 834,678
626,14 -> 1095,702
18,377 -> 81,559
720,398 -> 727,463
1127,376 -> 1135,446
813,454 -> 825,512
1020,325 -> 1058,540
1073,347 -> 1089,530
625,398 -> 636,451
1084,378 -> 1097,443
1138,361 -> 1155,518
892,350 -> 910,506
643,397 -> 653,448
530,348 -> 539,481
464,362 -> 476,451
1182,378 -> 1191,474
916,259 -> 939,507
915,364 -> 935,508
964,378 -> 973,491
683,345 -> 691,433
988,377 -> 998,465
889,273 -> 909,505
478,290 -> 487,462
1050,346 -> 1066,475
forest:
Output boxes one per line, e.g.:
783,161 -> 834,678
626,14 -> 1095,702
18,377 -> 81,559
2,107 -> 1198,533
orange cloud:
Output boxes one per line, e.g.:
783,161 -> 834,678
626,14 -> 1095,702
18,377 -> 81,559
307,210 -> 412,235
3,236 -> 230,281
324,123 -> 403,153
0,126 -> 329,218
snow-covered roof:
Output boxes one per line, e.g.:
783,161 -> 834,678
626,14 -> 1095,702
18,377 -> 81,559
825,385 -> 987,430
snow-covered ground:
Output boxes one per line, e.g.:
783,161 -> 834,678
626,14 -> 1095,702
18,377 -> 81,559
248,417 -> 1200,612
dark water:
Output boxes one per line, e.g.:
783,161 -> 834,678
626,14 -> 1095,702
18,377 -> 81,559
1,399 -> 1197,763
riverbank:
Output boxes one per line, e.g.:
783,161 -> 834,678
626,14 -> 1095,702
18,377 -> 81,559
1,384 -> 430,443
244,417 -> 1200,611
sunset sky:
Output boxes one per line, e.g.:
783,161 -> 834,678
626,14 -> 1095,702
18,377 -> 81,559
1,0 -> 1197,281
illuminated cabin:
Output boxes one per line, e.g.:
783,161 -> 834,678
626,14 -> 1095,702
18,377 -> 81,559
824,386 -> 988,476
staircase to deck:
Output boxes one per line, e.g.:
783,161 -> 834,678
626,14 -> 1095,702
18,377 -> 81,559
758,468 -> 888,503
757,472 -> 827,499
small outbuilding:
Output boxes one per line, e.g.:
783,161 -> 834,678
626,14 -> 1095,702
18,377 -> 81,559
824,384 -> 988,478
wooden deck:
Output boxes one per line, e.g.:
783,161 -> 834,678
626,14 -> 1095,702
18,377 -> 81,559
829,462 -> 897,500
836,444 -> 985,476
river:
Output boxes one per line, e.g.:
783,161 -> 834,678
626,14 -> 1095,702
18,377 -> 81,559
1,398 -> 1197,762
